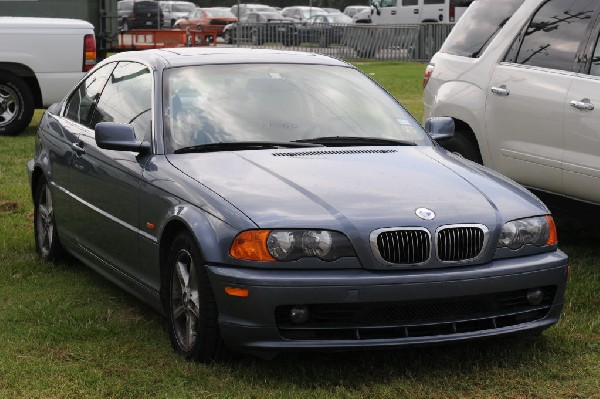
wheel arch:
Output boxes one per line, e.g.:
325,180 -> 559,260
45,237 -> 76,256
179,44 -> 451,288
425,80 -> 491,165
30,166 -> 46,203
0,63 -> 43,108
157,207 -> 240,310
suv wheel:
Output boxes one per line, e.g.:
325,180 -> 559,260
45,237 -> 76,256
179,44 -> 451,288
440,130 -> 483,164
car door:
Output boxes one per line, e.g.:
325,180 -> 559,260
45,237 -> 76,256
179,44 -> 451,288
54,62 -> 116,245
563,11 -> 600,204
484,0 -> 596,193
70,61 -> 153,282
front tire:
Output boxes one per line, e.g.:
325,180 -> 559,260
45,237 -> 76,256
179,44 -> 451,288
166,231 -> 227,363
0,71 -> 35,136
34,178 -> 63,261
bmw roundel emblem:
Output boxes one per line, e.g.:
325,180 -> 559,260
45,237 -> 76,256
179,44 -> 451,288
415,207 -> 436,220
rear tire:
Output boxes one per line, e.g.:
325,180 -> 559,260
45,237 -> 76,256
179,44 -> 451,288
440,130 -> 483,164
165,231 -> 228,363
34,178 -> 64,261
0,71 -> 35,136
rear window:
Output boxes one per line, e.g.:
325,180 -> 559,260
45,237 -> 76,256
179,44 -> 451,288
134,1 -> 160,12
439,0 -> 525,58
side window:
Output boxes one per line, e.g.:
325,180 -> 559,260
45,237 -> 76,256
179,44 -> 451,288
513,0 -> 596,71
91,62 -> 152,141
440,0 -> 525,58
64,63 -> 115,126
401,0 -> 417,6
590,34 -> 600,76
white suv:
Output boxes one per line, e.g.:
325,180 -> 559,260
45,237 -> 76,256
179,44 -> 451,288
424,0 -> 600,215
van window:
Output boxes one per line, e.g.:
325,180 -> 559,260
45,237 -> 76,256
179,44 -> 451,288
402,0 -> 417,5
439,0 -> 525,58
512,0 -> 596,71
424,0 -> 445,4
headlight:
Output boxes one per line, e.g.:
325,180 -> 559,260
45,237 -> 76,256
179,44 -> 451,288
497,215 -> 557,249
230,229 -> 355,262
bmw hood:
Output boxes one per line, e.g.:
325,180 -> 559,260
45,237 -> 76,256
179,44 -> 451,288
167,146 -> 547,231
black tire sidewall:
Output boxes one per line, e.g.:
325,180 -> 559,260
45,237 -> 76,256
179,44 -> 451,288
33,178 -> 62,261
0,72 -> 35,136
165,232 -> 225,362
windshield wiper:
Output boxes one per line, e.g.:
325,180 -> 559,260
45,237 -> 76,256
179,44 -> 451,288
292,136 -> 417,147
174,141 -> 323,154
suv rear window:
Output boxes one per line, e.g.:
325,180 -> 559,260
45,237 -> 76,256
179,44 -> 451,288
135,1 -> 160,12
439,0 -> 525,58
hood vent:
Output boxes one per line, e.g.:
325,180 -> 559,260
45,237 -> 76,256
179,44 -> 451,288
273,149 -> 397,157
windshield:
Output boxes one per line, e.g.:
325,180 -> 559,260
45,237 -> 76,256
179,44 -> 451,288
172,3 -> 195,12
163,64 -> 429,153
206,9 -> 235,17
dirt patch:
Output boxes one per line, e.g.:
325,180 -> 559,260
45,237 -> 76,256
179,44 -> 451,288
0,201 -> 18,212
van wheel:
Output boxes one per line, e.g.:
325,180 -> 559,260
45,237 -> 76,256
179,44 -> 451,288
440,130 -> 483,164
0,72 -> 35,136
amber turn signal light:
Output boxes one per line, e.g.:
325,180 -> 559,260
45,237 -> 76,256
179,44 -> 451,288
229,230 -> 275,262
545,215 -> 558,246
225,287 -> 249,297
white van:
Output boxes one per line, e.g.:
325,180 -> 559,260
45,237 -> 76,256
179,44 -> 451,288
368,0 -> 473,24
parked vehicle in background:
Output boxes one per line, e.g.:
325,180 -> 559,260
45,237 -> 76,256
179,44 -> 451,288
352,8 -> 372,23
28,46 -> 568,363
158,1 -> 195,28
370,0 -> 467,24
0,17 -> 95,136
323,7 -> 343,14
117,0 -> 164,31
223,12 -> 297,45
297,14 -> 352,47
450,0 -> 474,21
281,6 -> 327,22
424,0 -> 600,216
343,5 -> 370,17
230,3 -> 278,18
174,7 -> 237,39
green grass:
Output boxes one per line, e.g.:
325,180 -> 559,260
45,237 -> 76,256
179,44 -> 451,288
0,62 -> 598,398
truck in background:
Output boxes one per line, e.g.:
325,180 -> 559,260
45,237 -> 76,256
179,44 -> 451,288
0,17 -> 96,135
364,0 -> 474,24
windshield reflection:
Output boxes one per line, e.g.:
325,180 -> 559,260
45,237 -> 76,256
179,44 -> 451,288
163,64 -> 428,153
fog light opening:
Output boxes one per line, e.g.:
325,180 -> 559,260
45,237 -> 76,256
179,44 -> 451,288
527,288 -> 544,306
290,305 -> 310,324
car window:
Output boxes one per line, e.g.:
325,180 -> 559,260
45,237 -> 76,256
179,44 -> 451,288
424,0 -> 445,4
589,33 -> 600,76
64,63 -> 116,126
91,62 -> 152,141
512,0 -> 596,71
439,0 -> 525,58
163,64 -> 429,153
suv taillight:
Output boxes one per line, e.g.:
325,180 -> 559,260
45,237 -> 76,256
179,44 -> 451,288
423,64 -> 434,89
83,34 -> 96,72
449,6 -> 455,22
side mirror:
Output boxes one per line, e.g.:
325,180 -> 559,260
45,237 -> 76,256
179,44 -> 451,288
95,122 -> 151,153
425,117 -> 454,141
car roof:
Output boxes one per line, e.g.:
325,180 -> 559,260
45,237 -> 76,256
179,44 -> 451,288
102,48 -> 352,70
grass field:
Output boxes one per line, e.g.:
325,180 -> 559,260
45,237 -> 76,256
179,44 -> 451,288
0,61 -> 598,398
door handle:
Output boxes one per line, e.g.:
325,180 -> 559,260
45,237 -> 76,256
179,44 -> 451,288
491,85 -> 510,96
71,142 -> 86,155
391,10 -> 396,15
413,9 -> 419,14
570,99 -> 594,111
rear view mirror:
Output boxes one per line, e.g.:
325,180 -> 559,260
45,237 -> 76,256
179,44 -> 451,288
425,117 -> 454,141
95,122 -> 150,153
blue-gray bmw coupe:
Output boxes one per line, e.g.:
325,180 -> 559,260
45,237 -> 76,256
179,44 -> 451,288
28,48 -> 568,362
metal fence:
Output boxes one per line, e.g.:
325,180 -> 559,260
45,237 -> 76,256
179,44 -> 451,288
228,23 -> 454,61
